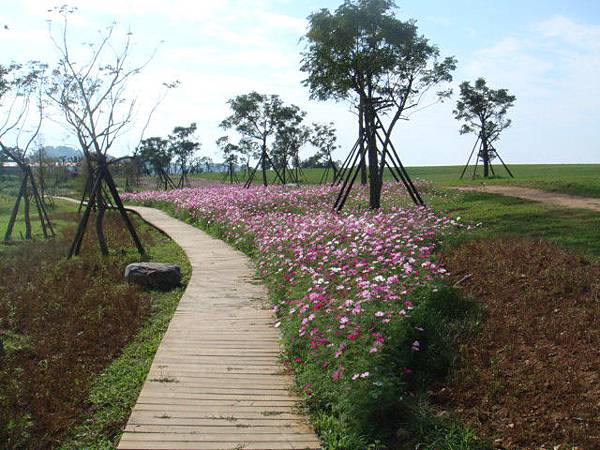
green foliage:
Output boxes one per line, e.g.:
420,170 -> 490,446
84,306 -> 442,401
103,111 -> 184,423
454,78 -> 516,140
220,91 -> 306,183
169,122 -> 201,176
301,0 -> 456,207
136,137 -> 171,174
220,92 -> 304,144
301,0 -> 456,106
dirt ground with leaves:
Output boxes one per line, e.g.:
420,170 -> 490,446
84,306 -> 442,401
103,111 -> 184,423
439,236 -> 600,448
0,212 -> 154,449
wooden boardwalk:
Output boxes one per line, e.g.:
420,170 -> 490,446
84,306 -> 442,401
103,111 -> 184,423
118,206 -> 321,450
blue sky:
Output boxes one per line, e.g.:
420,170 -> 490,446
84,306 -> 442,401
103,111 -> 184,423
1,0 -> 599,165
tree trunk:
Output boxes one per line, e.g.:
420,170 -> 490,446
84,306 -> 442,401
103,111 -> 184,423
481,130 -> 490,178
261,139 -> 268,187
359,99 -> 367,185
365,100 -> 381,209
95,193 -> 109,256
23,178 -> 32,240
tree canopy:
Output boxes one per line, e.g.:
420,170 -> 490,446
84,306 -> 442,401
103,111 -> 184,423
169,122 -> 201,186
454,77 -> 516,142
220,91 -> 305,186
301,0 -> 456,209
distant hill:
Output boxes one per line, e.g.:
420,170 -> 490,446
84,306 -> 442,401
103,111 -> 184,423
44,145 -> 82,160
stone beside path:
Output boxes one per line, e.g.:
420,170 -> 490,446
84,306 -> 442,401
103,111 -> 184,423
116,206 -> 321,450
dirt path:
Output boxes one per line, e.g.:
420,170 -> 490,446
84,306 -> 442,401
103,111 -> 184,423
55,198 -> 320,450
456,185 -> 600,212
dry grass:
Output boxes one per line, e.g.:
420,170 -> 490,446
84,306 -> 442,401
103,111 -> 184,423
0,212 -> 155,449
438,236 -> 600,449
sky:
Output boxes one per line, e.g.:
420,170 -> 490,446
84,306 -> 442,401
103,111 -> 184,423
1,0 -> 599,166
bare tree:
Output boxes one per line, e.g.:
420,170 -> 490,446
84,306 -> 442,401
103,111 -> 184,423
0,61 -> 54,242
47,6 -> 166,257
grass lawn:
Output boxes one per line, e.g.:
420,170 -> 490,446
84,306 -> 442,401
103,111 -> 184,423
186,163 -> 600,198
0,194 -> 76,245
409,163 -> 600,198
425,189 -> 600,259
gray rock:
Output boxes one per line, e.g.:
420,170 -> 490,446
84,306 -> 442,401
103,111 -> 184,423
125,262 -> 181,290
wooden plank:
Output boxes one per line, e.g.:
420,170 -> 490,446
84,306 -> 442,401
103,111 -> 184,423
119,441 -> 321,450
120,432 -> 320,443
117,206 -> 320,449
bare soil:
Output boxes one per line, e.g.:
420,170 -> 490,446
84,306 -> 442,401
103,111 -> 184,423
439,236 -> 600,449
0,213 -> 154,449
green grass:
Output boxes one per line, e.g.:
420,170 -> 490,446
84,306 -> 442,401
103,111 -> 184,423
187,163 -> 600,198
0,195 -> 76,244
426,189 -> 600,259
409,163 -> 600,198
58,223 -> 191,449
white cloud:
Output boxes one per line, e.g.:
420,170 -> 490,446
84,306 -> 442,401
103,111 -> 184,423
456,15 -> 600,164
2,3 -> 599,165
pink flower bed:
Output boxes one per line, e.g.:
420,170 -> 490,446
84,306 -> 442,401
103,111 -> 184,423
123,185 -> 459,381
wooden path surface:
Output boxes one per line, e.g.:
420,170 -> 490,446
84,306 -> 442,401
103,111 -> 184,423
116,206 -> 321,450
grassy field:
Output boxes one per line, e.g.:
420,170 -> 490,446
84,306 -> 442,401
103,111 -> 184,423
188,163 -> 600,198
0,194 -> 76,245
426,189 -> 600,259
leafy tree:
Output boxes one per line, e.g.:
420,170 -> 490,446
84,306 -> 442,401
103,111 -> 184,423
236,137 -> 259,176
454,78 -> 516,178
301,0 -> 456,209
272,117 -> 309,183
216,136 -> 241,183
136,136 -> 174,189
220,91 -> 304,186
169,122 -> 201,187
216,135 -> 239,167
309,122 -> 338,179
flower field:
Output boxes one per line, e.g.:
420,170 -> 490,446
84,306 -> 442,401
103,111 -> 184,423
124,185 -> 478,448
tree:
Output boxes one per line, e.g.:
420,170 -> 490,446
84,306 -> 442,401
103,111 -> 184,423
309,122 -> 339,184
301,0 -> 456,210
0,61 -> 54,242
216,136 -> 240,184
220,92 -> 304,187
47,7 -> 166,257
454,78 -> 516,178
272,118 -> 309,184
237,137 -> 259,177
136,137 -> 174,189
169,122 -> 201,187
